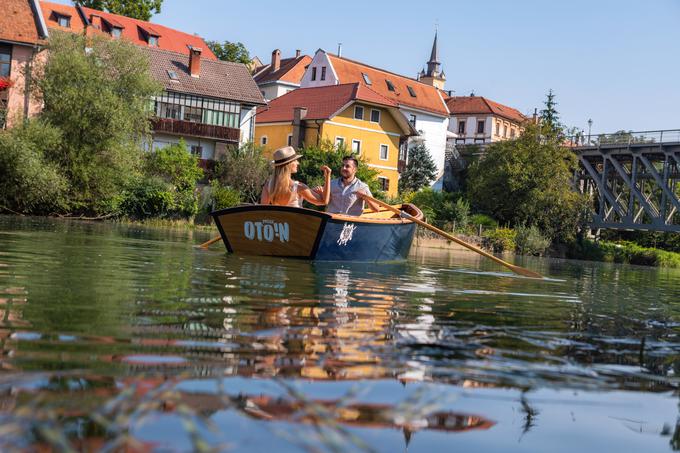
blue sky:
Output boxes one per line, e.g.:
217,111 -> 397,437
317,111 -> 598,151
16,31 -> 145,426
54,0 -> 680,134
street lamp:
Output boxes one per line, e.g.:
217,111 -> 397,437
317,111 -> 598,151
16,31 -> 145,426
587,118 -> 593,144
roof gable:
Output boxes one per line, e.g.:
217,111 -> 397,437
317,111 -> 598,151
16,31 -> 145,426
0,0 -> 47,45
254,55 -> 312,85
40,1 -> 216,59
446,96 -> 526,123
143,47 -> 265,105
326,53 -> 449,117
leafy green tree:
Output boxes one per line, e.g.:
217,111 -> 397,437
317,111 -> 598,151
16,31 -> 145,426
398,143 -> 437,192
466,122 -> 590,242
0,120 -> 68,214
73,0 -> 162,21
296,140 -> 382,196
35,31 -> 161,215
404,188 -> 469,230
206,41 -> 251,65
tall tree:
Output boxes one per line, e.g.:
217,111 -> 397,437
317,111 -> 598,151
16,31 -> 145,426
35,31 -> 161,214
398,143 -> 437,192
206,41 -> 251,65
540,89 -> 562,138
466,122 -> 590,242
73,0 -> 162,21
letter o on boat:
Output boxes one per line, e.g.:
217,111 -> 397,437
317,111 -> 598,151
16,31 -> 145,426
244,221 -> 255,240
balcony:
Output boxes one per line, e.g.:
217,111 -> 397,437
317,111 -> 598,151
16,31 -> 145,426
151,117 -> 240,142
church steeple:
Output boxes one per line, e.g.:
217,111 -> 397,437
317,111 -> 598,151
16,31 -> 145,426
420,31 -> 446,89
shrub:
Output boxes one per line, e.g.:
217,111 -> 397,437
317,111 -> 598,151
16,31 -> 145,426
119,177 -> 175,219
406,188 -> 469,230
213,142 -> 269,204
470,214 -> 498,230
482,227 -> 517,253
208,180 -> 242,210
515,224 -> 551,256
0,120 -> 68,214
567,239 -> 680,268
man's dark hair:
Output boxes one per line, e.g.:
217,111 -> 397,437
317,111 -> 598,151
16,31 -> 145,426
342,156 -> 359,168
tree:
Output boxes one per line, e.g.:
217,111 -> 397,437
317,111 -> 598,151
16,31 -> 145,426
398,143 -> 437,192
213,142 -> 270,204
206,41 -> 251,65
466,122 -> 590,242
35,31 -> 161,215
539,89 -> 563,139
73,0 -> 162,21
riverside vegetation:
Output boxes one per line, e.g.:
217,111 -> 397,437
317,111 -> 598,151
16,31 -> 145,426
1,33 -> 677,266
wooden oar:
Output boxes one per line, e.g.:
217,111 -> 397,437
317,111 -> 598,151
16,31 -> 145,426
360,194 -> 543,279
199,235 -> 222,249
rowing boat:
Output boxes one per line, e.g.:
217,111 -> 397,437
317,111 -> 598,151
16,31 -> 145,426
210,203 -> 423,261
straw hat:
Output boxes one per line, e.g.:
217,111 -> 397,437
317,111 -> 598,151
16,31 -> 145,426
272,146 -> 302,167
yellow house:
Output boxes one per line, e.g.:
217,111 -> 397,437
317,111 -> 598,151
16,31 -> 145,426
255,83 -> 416,196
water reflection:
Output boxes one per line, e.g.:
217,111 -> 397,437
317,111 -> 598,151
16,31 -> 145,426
2,217 -> 680,451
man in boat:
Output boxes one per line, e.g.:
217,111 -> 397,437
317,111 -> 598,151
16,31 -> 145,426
314,156 -> 380,216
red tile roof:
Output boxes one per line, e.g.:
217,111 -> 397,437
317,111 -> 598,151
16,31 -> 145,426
446,96 -> 526,123
40,1 -> 216,59
326,54 -> 449,117
256,83 -> 397,123
0,0 -> 46,45
254,55 -> 312,85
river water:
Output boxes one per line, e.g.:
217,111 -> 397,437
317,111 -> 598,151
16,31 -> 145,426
1,216 -> 679,452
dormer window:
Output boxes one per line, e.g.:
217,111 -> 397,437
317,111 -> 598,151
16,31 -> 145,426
111,27 -> 122,38
139,25 -> 161,46
56,13 -> 71,28
407,86 -> 417,97
362,73 -> 372,85
385,79 -> 395,91
148,35 -> 159,46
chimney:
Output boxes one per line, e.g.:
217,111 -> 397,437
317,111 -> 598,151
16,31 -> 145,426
292,107 -> 308,148
271,49 -> 281,72
337,43 -> 342,57
295,49 -> 301,58
189,46 -> 202,78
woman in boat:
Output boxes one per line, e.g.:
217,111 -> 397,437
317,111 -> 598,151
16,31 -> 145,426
261,146 -> 331,207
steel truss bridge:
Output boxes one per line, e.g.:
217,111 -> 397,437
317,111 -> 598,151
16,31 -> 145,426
571,130 -> 680,232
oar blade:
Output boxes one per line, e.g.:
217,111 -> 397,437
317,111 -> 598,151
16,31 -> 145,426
509,265 -> 543,279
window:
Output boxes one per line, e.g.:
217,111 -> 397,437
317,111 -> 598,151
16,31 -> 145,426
477,120 -> 485,134
167,70 -> 179,81
184,106 -> 202,122
510,128 -> 516,138
379,177 -> 390,192
157,102 -> 180,119
409,114 -> 416,127
190,145 -> 203,157
111,27 -> 122,38
148,35 -> 159,47
370,109 -> 380,123
496,122 -> 500,136
311,67 -> 317,81
385,79 -> 395,91
287,134 -> 293,146
261,136 -> 268,145
458,120 -> 466,135
362,72 -> 371,85
407,86 -> 416,97
335,137 -> 345,148
57,15 -> 71,28
503,125 -> 507,137
379,144 -> 389,160
351,139 -> 361,155
354,105 -> 364,120
320,66 -> 326,81
0,44 -> 11,78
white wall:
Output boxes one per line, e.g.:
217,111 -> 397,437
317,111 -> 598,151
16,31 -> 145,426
240,106 -> 257,143
151,133 -> 216,160
449,115 -> 495,144
259,83 -> 297,101
299,51 -> 337,88
404,108 -> 449,175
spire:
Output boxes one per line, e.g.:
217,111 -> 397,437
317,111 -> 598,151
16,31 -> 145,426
429,30 -> 439,64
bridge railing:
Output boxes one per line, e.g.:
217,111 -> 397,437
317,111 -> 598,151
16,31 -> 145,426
566,129 -> 680,147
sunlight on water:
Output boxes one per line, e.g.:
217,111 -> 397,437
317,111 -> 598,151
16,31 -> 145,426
1,216 -> 680,451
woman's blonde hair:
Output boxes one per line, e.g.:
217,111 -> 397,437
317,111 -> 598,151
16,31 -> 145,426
267,161 -> 295,205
